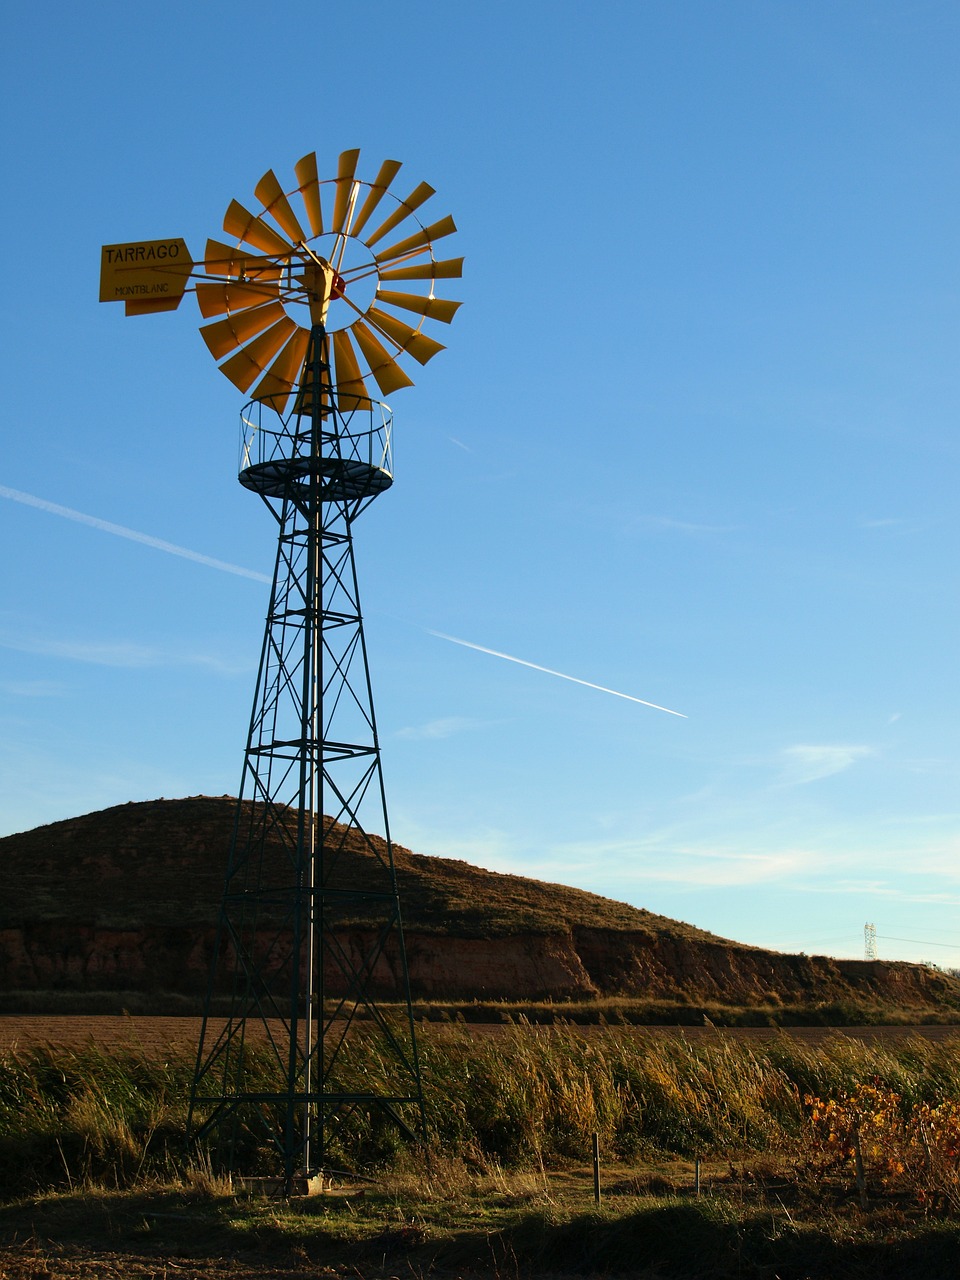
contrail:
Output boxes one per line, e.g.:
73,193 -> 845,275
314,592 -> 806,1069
2,484 -> 686,717
429,631 -> 687,717
0,485 -> 270,583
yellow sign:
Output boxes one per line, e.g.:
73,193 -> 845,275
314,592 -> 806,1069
99,238 -> 194,304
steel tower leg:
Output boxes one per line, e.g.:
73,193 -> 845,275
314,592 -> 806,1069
188,326 -> 424,1184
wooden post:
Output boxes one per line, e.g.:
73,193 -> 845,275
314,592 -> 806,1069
852,1123 -> 869,1210
592,1132 -> 601,1206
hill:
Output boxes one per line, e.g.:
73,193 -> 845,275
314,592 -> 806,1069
2,796 -> 959,1019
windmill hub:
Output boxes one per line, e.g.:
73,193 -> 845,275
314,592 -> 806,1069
296,258 -> 339,326
291,233 -> 378,332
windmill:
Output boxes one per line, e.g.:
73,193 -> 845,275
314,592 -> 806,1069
100,149 -> 462,1184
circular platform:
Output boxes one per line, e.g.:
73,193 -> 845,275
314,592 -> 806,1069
239,455 -> 394,500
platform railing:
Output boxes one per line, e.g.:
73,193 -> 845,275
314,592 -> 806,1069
239,392 -> 393,484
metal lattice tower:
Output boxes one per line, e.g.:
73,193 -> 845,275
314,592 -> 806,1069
189,326 -> 424,1182
100,145 -> 461,1186
864,922 -> 878,961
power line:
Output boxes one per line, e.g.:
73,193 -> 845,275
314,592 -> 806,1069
877,934 -> 960,951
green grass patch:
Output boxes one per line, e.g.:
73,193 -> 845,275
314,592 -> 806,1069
5,1167 -> 960,1279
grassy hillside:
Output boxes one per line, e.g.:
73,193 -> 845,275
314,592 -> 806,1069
0,795 -> 727,942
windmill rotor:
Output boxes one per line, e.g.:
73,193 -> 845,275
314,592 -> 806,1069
196,149 -> 462,413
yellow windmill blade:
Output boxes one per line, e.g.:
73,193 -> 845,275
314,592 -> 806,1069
199,301 -> 288,361
204,239 -> 247,279
366,307 -> 446,365
349,160 -> 402,238
332,329 -> 370,410
352,321 -> 415,396
375,289 -> 461,324
363,182 -> 436,248
251,327 -> 311,413
196,280 -> 281,319
254,169 -> 308,243
203,239 -> 283,282
223,200 -> 293,257
220,317 -> 298,393
331,149 -> 361,233
294,152 -> 324,235
331,328 -> 367,390
380,257 -> 464,282
374,216 -> 458,266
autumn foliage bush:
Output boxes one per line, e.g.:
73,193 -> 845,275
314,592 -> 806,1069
803,1079 -> 960,1212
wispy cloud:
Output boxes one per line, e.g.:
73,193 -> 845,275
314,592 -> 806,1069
430,632 -> 687,717
634,515 -> 740,535
779,744 -> 874,785
805,880 -> 960,908
859,517 -> 925,535
0,679 -> 64,697
396,716 -> 489,741
0,633 -> 249,674
543,839 -> 814,888
0,485 -> 270,583
394,821 -> 516,871
500,843 -> 811,891
0,741 -> 211,840
626,851 -> 809,888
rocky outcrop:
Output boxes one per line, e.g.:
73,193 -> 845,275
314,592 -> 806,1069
2,797 -> 959,1015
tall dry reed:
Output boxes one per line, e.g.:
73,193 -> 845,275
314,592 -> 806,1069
1,1026 -> 959,1194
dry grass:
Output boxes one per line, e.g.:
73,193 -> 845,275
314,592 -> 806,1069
3,1022 -> 960,1277
2,1023 -> 960,1193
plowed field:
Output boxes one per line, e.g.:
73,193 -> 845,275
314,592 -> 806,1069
2,1015 -> 959,1053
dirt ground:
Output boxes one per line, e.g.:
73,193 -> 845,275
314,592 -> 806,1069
1,1014 -> 959,1054
0,1249 -> 328,1279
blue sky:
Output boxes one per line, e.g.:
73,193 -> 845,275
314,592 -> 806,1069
1,1 -> 958,964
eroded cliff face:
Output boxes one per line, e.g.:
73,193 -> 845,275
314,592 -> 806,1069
3,797 -> 958,1014
2,924 -> 594,999
3,920 -> 957,1011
